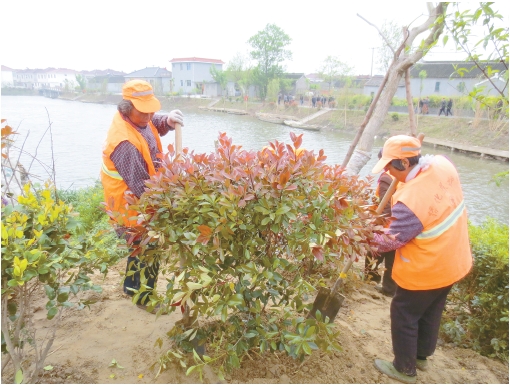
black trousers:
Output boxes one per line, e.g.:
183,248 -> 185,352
124,256 -> 160,305
117,230 -> 160,305
365,250 -> 396,295
391,284 -> 452,376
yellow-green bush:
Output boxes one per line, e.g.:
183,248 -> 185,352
441,218 -> 509,360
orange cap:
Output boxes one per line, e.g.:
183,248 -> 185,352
372,135 -> 421,174
122,80 -> 161,113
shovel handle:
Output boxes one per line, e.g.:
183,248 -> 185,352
175,123 -> 183,160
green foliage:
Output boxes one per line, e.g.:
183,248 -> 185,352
1,183 -> 107,382
210,66 -> 228,96
128,132 -> 382,378
391,97 -> 408,107
278,78 -> 294,96
317,56 -> 353,91
248,23 -> 292,99
58,182 -> 108,231
441,218 -> 509,360
444,3 -> 509,112
334,94 -> 372,109
266,79 -> 280,104
490,171 -> 509,187
225,52 -> 254,96
390,112 -> 400,121
57,183 -> 125,274
75,74 -> 86,92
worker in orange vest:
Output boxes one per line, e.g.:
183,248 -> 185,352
101,79 -> 185,314
364,149 -> 397,297
371,135 -> 472,383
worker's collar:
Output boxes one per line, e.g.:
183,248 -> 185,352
405,164 -> 421,182
405,155 -> 435,182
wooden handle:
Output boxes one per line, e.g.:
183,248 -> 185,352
175,123 -> 182,160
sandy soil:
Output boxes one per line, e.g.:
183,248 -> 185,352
3,259 -> 508,384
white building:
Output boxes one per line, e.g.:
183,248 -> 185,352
12,68 -> 78,89
169,57 -> 224,96
1,65 -> 14,87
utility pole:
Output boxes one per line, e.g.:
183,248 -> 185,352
370,47 -> 375,77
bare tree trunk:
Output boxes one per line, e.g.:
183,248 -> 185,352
405,67 -> 417,136
346,2 -> 446,175
346,69 -> 405,174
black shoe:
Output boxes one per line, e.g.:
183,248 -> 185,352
375,285 -> 394,298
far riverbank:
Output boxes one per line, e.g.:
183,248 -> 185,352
56,92 -> 509,155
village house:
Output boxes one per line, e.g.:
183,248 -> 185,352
169,57 -> 224,96
11,68 -> 79,90
1,65 -> 14,87
85,74 -> 126,94
363,75 -> 406,98
363,61 -> 508,99
124,67 -> 172,95
408,60 -> 507,98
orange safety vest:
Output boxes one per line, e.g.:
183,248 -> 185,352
391,155 -> 473,290
100,112 -> 162,227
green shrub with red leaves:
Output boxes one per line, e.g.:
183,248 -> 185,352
125,132 -> 382,380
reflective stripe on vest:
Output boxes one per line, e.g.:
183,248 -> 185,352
416,200 -> 465,240
101,162 -> 123,181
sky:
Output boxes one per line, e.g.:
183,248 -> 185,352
2,1 -> 508,76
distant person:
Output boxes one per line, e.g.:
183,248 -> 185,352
446,98 -> 453,116
278,93 -> 282,105
438,98 -> 447,116
300,95 -> 304,105
101,79 -> 185,314
371,135 -> 472,383
312,96 -> 317,108
418,98 -> 423,114
422,97 -> 429,114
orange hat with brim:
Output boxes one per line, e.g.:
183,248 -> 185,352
122,80 -> 161,113
372,135 -> 421,174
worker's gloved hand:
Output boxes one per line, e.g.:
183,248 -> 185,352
166,109 -> 184,128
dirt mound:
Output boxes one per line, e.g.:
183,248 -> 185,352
3,260 -> 507,384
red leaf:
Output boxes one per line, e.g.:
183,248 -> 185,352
197,235 -> 210,245
293,133 -> 303,149
198,224 -> 212,237
312,246 -> 324,261
279,168 -> 290,186
167,143 -> 175,153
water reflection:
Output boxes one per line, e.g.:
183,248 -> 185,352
2,96 -> 508,225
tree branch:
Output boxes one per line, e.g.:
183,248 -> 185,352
401,3 -> 447,70
357,14 -> 396,55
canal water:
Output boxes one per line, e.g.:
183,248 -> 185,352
2,96 -> 508,225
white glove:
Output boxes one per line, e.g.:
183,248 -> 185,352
166,109 -> 184,128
